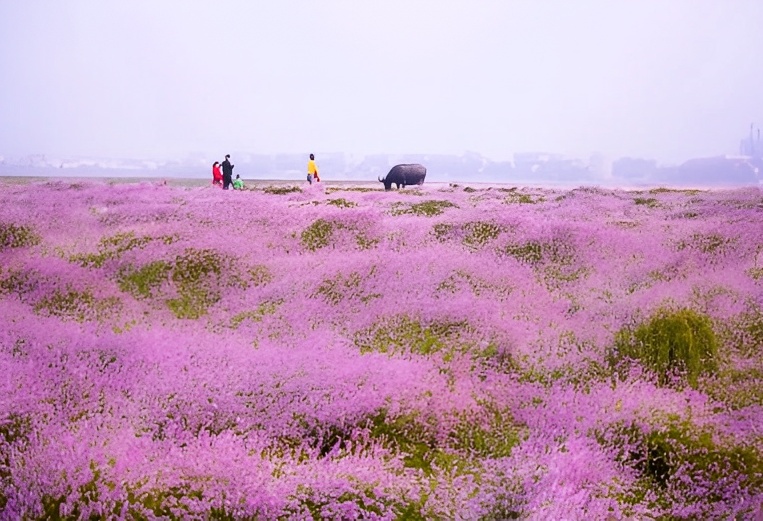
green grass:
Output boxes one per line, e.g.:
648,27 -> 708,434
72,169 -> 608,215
117,248 -> 239,319
247,264 -> 273,286
0,268 -> 37,296
675,233 -> 734,255
504,192 -> 544,204
0,222 -> 41,249
118,260 -> 172,299
230,300 -> 282,328
33,289 -> 122,322
392,199 -> 457,217
501,238 -> 575,266
600,417 -> 763,507
71,231 -> 177,268
462,221 -> 504,248
326,198 -> 357,208
633,197 -> 659,208
314,270 -> 381,305
353,314 -> 503,368
301,218 -> 340,251
263,185 -> 302,194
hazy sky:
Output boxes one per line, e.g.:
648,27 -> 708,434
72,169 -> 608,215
1,1 -> 762,163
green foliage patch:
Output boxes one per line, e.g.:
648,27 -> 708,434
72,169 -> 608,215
648,187 -> 703,195
601,418 -> 763,506
633,197 -> 659,208
33,289 -> 122,322
301,218 -> 338,251
676,233 -> 734,255
0,222 -> 41,249
248,264 -> 273,286
701,366 -> 763,409
230,300 -> 282,328
314,269 -> 380,305
501,238 -> 575,266
117,248 -> 239,319
611,307 -> 718,388
325,186 -> 378,193
263,185 -> 302,195
462,221 -> 504,248
118,260 -> 172,299
437,269 -> 512,299
71,231 -> 176,268
326,198 -> 357,208
392,199 -> 457,217
354,314 -> 502,366
0,268 -> 37,296
504,192 -> 544,204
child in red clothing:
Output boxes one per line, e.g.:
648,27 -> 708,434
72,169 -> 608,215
212,162 -> 223,187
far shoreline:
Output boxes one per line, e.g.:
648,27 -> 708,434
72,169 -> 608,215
0,173 -> 761,193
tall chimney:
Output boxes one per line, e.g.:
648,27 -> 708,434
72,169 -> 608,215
752,123 -> 755,156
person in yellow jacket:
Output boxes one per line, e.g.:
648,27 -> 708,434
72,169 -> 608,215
307,153 -> 320,184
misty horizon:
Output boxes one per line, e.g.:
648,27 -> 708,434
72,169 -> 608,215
2,1 -> 762,168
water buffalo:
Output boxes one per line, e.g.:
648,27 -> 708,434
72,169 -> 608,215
378,164 -> 427,190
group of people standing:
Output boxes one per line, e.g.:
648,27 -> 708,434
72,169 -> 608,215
212,155 -> 243,190
212,153 -> 321,189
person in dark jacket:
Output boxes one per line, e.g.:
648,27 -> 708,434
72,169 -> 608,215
221,154 -> 234,190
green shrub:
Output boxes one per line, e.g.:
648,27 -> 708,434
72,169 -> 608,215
0,222 -> 41,249
612,307 -> 718,388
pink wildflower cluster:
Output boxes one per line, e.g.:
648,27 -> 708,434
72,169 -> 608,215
1,180 -> 762,519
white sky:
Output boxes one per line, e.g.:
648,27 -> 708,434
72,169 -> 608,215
1,1 -> 762,163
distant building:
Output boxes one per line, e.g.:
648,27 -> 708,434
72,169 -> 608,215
739,124 -> 762,159
612,157 -> 657,180
659,155 -> 758,185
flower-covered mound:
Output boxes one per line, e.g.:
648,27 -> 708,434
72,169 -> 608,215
1,180 -> 762,519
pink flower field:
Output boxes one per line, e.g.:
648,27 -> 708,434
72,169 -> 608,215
1,179 -> 762,520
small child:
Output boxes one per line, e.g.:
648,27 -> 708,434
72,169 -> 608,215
232,174 -> 244,190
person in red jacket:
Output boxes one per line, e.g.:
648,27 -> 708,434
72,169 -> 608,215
212,162 -> 223,187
